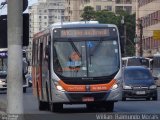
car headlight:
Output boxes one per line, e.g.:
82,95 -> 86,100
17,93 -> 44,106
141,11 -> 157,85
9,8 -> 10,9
123,85 -> 132,89
149,85 -> 157,89
111,83 -> 118,89
54,82 -> 65,92
0,79 -> 5,84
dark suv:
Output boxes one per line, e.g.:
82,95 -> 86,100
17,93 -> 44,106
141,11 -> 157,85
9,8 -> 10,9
122,66 -> 158,101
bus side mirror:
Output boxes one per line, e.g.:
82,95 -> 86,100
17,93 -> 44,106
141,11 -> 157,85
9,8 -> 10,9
120,36 -> 124,55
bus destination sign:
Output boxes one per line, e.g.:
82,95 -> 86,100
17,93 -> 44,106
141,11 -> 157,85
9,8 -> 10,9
60,29 -> 110,38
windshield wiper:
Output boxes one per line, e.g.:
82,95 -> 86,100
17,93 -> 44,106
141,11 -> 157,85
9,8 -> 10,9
70,40 -> 81,58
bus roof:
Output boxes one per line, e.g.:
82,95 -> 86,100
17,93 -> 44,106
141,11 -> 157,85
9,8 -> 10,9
50,21 -> 117,29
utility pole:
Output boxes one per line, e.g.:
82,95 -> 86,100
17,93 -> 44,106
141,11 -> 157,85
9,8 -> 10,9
135,0 -> 139,56
124,24 -> 127,57
7,0 -> 23,114
139,19 -> 143,57
121,16 -> 127,57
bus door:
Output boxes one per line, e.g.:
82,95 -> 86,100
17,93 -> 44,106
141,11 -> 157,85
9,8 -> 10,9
38,41 -> 43,99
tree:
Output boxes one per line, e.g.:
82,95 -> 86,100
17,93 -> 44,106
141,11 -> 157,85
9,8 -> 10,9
81,7 -> 136,56
95,10 -> 119,24
94,10 -> 136,56
81,6 -> 95,21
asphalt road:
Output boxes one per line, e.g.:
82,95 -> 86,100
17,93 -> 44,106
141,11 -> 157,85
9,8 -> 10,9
0,87 -> 160,120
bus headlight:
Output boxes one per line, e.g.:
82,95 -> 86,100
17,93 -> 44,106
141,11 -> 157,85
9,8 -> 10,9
149,85 -> 157,89
54,82 -> 65,92
111,83 -> 118,89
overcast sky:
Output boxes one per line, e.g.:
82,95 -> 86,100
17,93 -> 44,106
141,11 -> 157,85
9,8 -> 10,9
0,0 -> 38,15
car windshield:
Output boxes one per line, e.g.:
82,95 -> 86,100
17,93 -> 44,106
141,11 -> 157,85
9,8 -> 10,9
124,69 -> 152,80
128,58 -> 149,67
152,68 -> 160,78
53,38 -> 119,78
0,57 -> 7,74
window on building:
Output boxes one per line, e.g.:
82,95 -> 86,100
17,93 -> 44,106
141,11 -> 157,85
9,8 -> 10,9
105,6 -> 112,11
125,0 -> 132,4
44,22 -> 47,26
44,10 -> 47,13
116,0 -> 121,4
44,16 -> 47,19
96,5 -> 101,11
115,6 -> 123,13
124,6 -> 132,14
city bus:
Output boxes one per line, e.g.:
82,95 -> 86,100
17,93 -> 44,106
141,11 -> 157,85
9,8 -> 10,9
0,48 -> 29,93
122,56 -> 152,70
32,21 -> 122,112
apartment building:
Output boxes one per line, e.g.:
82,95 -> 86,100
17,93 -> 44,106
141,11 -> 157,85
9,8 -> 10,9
136,0 -> 160,57
27,0 -> 65,74
65,0 -> 136,21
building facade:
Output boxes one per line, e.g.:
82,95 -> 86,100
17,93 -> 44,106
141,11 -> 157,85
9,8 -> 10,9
27,0 -> 65,75
65,0 -> 136,21
136,0 -> 160,57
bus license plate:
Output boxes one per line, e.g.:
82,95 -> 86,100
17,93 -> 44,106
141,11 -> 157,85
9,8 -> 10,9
82,97 -> 94,102
136,91 -> 146,95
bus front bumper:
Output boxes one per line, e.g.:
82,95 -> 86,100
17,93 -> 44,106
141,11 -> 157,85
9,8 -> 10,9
51,87 -> 122,103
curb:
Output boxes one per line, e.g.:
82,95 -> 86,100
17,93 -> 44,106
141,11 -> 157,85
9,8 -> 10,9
0,99 -> 6,113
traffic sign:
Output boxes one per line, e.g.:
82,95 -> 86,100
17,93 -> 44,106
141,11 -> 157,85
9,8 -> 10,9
153,30 -> 160,40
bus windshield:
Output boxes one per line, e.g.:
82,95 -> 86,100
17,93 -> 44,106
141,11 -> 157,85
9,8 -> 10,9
53,38 -> 119,78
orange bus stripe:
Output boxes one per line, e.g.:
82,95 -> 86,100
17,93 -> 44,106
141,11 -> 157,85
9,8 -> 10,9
58,79 -> 116,92
90,79 -> 116,92
59,80 -> 86,92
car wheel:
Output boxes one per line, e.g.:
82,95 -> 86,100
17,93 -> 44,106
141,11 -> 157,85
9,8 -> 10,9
152,96 -> 157,101
122,97 -> 126,101
146,97 -> 151,101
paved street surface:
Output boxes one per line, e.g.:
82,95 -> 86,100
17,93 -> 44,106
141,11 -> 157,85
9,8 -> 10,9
0,87 -> 160,120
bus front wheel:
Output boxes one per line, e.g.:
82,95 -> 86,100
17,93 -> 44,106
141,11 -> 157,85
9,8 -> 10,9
104,102 -> 114,112
50,103 -> 63,112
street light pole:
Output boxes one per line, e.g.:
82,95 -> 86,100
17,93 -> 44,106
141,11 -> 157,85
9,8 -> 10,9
139,19 -> 143,57
7,0 -> 23,114
121,16 -> 127,57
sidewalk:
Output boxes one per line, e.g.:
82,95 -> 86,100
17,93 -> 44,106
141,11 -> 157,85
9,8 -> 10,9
0,99 -> 6,114
0,94 -> 7,115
